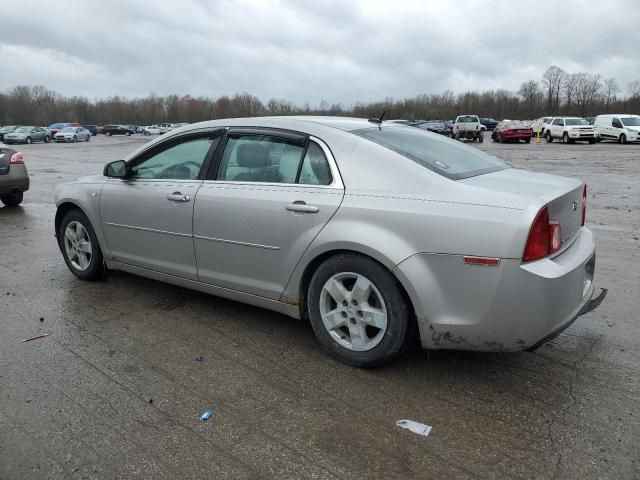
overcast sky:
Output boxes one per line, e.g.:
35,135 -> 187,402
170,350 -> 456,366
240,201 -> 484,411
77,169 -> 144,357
1,0 -> 638,105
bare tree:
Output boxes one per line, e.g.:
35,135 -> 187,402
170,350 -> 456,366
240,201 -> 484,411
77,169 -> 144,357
627,80 -> 640,98
603,78 -> 619,107
542,66 -> 566,114
518,80 -> 543,117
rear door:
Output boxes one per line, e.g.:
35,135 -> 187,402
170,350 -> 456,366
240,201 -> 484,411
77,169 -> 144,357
100,130 -> 222,279
193,129 -> 344,299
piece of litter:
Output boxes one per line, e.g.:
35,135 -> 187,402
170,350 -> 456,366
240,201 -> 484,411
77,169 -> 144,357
195,356 -> 204,363
396,419 -> 432,437
22,333 -> 49,343
200,409 -> 213,421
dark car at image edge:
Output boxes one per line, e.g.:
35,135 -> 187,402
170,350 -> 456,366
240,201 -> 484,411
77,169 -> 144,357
102,125 -> 135,136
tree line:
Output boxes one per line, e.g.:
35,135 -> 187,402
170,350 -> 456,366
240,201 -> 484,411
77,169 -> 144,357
1,66 -> 639,126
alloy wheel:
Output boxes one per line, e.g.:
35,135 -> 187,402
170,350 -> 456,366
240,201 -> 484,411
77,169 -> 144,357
319,272 -> 388,352
64,221 -> 93,271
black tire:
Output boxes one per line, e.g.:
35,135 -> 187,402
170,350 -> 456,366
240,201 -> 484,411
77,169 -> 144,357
491,133 -> 497,142
44,135 -> 50,143
72,136 -> 77,143
619,134 -> 627,144
26,137 -> 32,144
86,135 -> 90,142
525,138 -> 531,143
588,139 -> 596,144
125,132 -> 131,136
498,134 -> 504,143
107,131 -> 112,136
546,131 -> 553,143
478,133 -> 484,143
0,190 -> 23,207
58,209 -> 105,281
307,253 -> 413,367
562,132 -> 569,144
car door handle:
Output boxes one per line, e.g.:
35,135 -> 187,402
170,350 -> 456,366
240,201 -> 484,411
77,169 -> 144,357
167,192 -> 191,202
285,202 -> 319,213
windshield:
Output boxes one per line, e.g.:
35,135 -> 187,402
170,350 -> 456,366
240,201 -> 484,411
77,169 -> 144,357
0,126 -> 17,133
621,117 -> 640,126
49,123 -> 65,128
14,127 -> 31,133
565,118 -> 589,126
352,126 -> 508,180
60,127 -> 75,133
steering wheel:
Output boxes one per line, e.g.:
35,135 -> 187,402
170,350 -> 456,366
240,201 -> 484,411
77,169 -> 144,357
160,161 -> 201,179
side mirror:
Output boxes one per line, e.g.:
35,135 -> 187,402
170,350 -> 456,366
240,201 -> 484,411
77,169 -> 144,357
104,160 -> 127,178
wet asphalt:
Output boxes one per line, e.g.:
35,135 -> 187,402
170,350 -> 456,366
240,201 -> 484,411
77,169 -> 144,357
1,134 -> 638,479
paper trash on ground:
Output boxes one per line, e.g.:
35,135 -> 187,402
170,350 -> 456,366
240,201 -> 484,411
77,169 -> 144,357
396,419 -> 432,437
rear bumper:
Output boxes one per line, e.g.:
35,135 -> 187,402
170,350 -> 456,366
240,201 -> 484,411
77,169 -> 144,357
394,227 -> 601,351
0,165 -> 30,194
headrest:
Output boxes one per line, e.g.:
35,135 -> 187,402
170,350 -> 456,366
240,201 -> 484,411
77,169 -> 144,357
236,143 -> 269,168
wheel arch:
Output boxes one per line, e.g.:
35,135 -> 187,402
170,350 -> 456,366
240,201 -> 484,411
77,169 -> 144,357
55,200 -> 108,258
292,248 -> 419,338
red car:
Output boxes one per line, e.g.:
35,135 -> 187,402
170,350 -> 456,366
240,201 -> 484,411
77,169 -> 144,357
491,122 -> 533,143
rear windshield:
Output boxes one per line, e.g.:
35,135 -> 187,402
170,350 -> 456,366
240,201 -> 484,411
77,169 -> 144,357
352,126 -> 508,180
565,118 -> 589,126
457,116 -> 479,123
622,117 -> 640,126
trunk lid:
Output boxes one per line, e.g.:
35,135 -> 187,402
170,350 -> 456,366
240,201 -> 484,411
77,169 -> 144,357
461,168 -> 584,249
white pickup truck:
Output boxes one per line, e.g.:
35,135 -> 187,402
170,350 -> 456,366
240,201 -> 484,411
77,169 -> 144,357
452,115 -> 484,142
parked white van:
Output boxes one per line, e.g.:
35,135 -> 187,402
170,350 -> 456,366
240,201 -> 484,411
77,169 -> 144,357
594,114 -> 640,144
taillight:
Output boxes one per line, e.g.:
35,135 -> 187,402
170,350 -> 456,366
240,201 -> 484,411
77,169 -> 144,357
549,221 -> 562,254
10,152 -> 24,164
523,206 -> 550,262
523,206 -> 565,262
581,184 -> 587,226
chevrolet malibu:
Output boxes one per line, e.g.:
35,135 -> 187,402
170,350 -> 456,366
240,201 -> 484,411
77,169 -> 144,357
54,117 -> 604,367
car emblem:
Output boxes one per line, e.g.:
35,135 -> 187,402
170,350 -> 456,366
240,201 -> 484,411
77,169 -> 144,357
572,201 -> 578,211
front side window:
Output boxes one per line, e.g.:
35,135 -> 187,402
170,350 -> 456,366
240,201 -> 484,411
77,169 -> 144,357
352,126 -> 508,180
217,134 -> 305,183
130,136 -> 218,180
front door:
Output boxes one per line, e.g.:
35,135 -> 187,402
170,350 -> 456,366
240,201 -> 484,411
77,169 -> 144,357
193,129 -> 344,299
100,132 -> 222,279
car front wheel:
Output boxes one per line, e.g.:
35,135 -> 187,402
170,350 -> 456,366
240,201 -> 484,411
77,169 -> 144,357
619,134 -> 627,144
546,131 -> 553,143
307,253 -> 413,367
1,190 -> 23,207
58,210 -> 105,281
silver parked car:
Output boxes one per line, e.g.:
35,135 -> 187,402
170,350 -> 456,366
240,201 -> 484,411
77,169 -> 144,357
54,117 -> 604,366
54,127 -> 91,143
3,126 -> 52,144
0,141 -> 29,206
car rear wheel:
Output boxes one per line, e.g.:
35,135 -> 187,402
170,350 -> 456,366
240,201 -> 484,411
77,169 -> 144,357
107,132 -> 112,136
72,136 -> 77,143
619,134 -> 627,144
44,135 -> 50,143
58,210 -> 105,281
26,137 -> 32,144
307,253 -> 413,367
0,190 -> 23,207
125,132 -> 131,136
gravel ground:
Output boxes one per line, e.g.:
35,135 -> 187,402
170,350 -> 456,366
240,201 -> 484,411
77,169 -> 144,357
1,133 -> 638,479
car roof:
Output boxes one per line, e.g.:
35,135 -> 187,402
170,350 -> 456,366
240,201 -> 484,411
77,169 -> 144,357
595,114 -> 639,117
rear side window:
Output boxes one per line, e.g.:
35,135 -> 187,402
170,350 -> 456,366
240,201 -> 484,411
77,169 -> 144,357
299,143 -> 332,185
216,134 -> 333,185
352,126 -> 507,180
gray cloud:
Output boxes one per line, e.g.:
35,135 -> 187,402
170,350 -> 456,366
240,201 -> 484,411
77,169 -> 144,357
1,0 -> 638,104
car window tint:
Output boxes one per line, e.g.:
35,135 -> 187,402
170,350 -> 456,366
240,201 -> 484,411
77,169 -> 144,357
352,126 -> 508,180
217,134 -> 304,183
131,136 -> 217,180
299,142 -> 332,185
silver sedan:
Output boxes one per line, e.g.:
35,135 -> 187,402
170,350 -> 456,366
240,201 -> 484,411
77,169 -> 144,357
54,117 -> 604,366
54,127 -> 91,143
